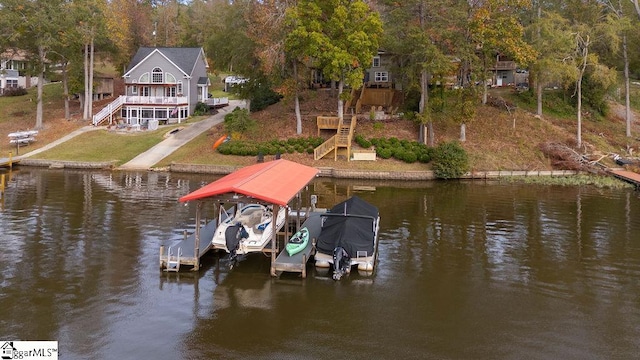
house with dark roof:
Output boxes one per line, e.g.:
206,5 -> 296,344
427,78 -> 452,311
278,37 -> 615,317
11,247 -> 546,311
93,47 -> 210,127
0,49 -> 40,95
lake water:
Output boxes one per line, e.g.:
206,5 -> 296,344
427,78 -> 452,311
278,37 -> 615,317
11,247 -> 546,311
1,168 -> 639,359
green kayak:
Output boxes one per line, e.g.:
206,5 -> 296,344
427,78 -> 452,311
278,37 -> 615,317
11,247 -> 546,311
286,227 -> 310,256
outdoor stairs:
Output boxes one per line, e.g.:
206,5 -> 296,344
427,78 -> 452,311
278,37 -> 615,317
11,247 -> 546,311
313,115 -> 357,161
92,95 -> 125,126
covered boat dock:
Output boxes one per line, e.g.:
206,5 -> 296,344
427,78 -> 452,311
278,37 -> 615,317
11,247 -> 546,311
160,159 -> 319,275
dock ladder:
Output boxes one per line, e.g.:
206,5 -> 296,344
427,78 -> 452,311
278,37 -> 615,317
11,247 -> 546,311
165,246 -> 183,272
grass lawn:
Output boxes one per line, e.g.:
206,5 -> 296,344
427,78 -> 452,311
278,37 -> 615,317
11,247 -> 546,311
30,126 -> 181,166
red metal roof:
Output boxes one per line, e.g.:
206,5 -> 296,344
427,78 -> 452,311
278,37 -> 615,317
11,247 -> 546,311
179,159 -> 319,205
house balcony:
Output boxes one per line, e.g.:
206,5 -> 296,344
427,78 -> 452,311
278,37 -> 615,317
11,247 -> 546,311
123,96 -> 188,106
489,61 -> 516,71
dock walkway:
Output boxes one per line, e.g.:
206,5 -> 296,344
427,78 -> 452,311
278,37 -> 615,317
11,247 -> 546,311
160,219 -> 219,271
273,213 -> 323,278
609,169 -> 640,189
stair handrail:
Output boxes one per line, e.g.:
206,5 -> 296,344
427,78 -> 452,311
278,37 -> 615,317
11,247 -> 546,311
92,95 -> 125,126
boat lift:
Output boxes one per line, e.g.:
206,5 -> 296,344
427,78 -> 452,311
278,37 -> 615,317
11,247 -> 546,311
160,159 -> 319,274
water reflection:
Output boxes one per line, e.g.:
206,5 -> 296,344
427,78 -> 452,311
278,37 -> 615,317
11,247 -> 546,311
1,169 -> 640,359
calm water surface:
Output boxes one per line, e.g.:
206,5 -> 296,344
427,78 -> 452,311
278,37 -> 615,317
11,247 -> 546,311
1,168 -> 639,359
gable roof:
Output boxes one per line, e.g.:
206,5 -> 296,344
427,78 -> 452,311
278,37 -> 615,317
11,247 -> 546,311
179,159 -> 319,206
124,47 -> 207,77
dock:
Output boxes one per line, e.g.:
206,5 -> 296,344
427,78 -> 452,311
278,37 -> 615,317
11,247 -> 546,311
0,155 -> 18,168
160,219 -> 218,271
273,213 -> 323,278
609,169 -> 640,189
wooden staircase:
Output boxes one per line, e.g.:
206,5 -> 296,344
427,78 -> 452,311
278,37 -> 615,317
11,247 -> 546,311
313,115 -> 357,161
92,96 -> 125,126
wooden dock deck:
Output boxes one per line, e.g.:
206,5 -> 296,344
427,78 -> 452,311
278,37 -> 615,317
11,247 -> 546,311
273,213 -> 323,278
160,218 -> 221,271
0,156 -> 18,168
609,169 -> 640,189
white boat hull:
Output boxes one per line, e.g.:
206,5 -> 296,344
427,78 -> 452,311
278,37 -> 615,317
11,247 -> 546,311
211,204 -> 286,255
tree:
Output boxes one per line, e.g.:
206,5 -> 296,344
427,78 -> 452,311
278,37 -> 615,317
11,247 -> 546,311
287,0 -> 383,121
0,0 -> 68,129
526,11 -> 575,117
468,0 -> 537,104
379,0 -> 459,146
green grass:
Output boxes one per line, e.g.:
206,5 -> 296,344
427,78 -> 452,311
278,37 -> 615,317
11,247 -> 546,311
0,83 -> 65,124
500,174 -> 634,189
30,127 -> 178,166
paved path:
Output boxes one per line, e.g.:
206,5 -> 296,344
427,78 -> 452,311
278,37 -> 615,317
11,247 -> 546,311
2,100 -> 244,170
118,100 -> 244,170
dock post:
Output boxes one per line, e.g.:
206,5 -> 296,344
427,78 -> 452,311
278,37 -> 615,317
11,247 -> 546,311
193,201 -> 202,271
159,245 -> 165,269
9,152 -> 13,169
271,204 -> 279,277
302,254 -> 307,279
1,174 -> 5,195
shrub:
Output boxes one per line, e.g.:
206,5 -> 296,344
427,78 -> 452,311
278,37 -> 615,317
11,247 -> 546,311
432,141 -> 469,179
224,107 -> 257,137
250,85 -> 283,112
2,87 -> 28,97
193,101 -> 209,116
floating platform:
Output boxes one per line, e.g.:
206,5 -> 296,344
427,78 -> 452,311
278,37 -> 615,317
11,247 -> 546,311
273,212 -> 323,278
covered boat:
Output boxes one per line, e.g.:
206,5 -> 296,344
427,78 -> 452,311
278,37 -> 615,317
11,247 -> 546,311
314,196 -> 380,280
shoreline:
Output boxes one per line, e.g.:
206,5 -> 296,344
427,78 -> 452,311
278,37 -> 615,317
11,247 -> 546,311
15,158 -> 581,180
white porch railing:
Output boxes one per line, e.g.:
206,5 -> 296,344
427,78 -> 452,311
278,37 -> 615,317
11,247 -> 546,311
122,95 -> 187,105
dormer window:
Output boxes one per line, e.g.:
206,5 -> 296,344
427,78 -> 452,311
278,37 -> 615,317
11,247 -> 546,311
372,56 -> 381,68
152,67 -> 163,83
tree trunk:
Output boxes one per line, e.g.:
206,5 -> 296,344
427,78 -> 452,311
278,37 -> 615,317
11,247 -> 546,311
88,36 -> 95,120
337,79 -> 344,121
419,69 -> 430,145
622,34 -> 632,137
427,122 -> 434,147
35,45 -> 45,129
293,61 -> 302,135
536,81 -> 543,116
62,61 -> 70,120
577,78 -> 582,149
83,43 -> 89,120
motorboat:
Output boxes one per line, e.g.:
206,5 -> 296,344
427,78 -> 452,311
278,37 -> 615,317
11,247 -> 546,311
211,203 -> 286,260
314,196 -> 380,280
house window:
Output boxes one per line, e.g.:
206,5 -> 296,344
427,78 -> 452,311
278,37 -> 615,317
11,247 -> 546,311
6,79 -> 18,88
152,67 -> 163,83
165,73 -> 176,83
141,86 -> 150,96
139,72 -> 149,83
374,71 -> 388,82
177,82 -> 183,95
372,56 -> 380,68
166,87 -> 176,97
132,86 -> 138,95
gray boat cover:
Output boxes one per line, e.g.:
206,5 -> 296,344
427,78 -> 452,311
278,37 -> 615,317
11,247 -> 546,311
316,196 -> 379,257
